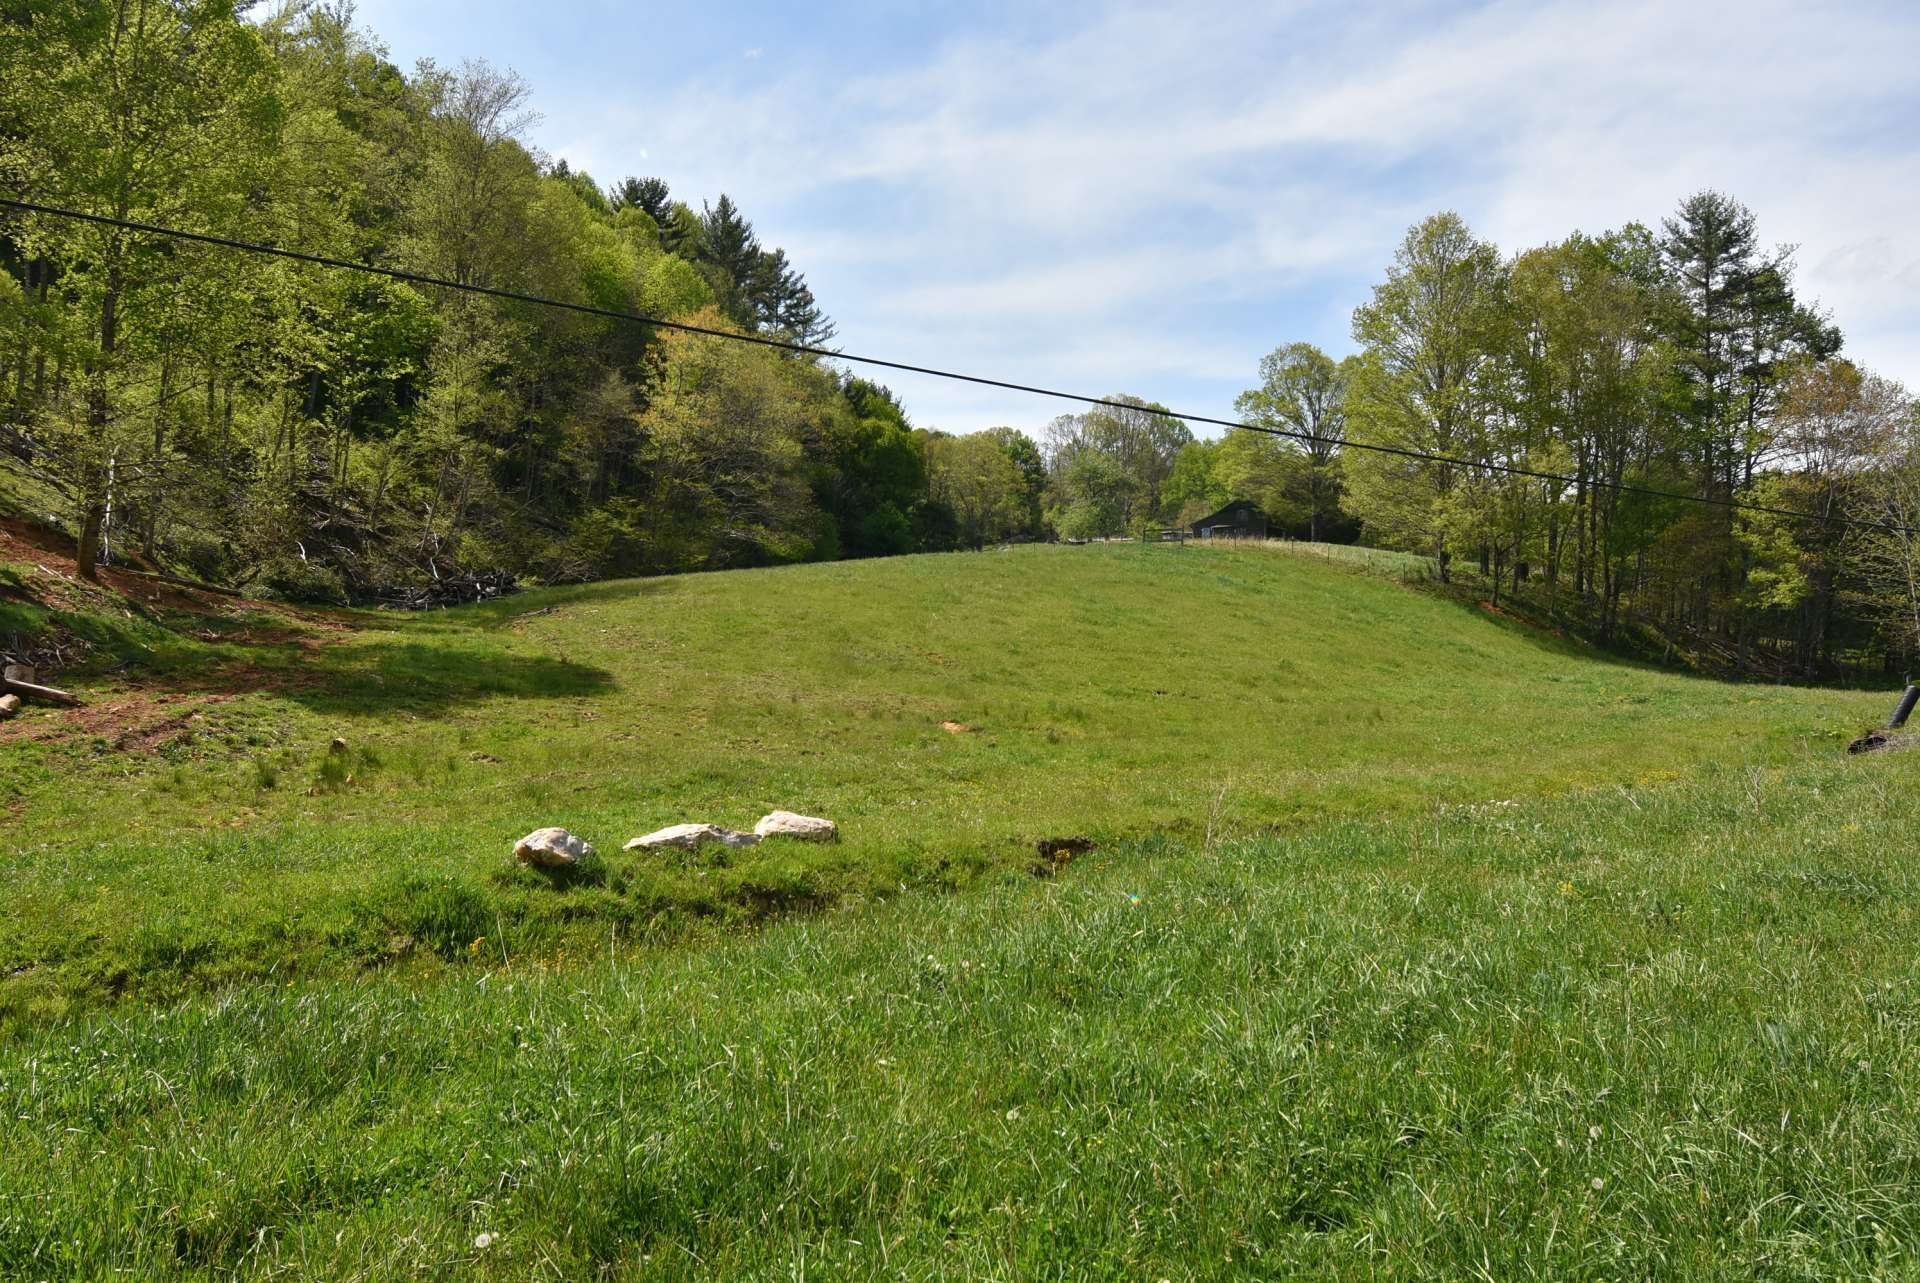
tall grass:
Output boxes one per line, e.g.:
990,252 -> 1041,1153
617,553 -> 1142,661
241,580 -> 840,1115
3,754 -> 1917,1279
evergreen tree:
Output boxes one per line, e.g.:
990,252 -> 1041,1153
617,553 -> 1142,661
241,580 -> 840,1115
610,176 -> 672,225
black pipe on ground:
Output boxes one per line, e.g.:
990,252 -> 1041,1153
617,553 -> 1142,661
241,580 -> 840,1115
1889,683 -> 1920,729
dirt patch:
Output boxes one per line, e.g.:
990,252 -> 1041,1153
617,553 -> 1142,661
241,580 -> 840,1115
1,690 -> 232,752
941,720 -> 978,734
1030,835 -> 1097,879
0,513 -> 363,750
0,645 -> 345,750
0,515 -> 352,635
0,516 -> 200,613
1848,729 -> 1916,756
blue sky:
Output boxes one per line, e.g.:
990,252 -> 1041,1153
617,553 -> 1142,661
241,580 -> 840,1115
351,0 -> 1919,436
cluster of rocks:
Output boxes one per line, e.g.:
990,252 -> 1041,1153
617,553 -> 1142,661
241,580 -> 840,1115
513,810 -> 837,868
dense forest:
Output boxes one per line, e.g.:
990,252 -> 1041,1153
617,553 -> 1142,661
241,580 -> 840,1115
2,3 -> 1917,677
0,1 -> 1021,601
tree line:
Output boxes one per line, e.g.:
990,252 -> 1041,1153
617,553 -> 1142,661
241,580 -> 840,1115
967,194 -> 1920,679
1056,198 -> 1918,677
3,4 -> 1917,679
0,1 -> 1053,601
1325,198 -> 1917,679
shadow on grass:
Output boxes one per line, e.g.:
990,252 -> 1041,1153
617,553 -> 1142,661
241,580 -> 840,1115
1424,577 -> 1886,692
131,636 -> 617,717
0,597 -> 215,676
286,641 -> 616,715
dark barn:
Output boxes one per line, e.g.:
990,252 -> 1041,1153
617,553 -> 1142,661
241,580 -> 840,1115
1190,500 -> 1268,541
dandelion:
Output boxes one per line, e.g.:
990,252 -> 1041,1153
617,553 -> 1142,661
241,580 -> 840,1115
474,1231 -> 496,1250
1589,1125 -> 1602,1140
469,936 -> 486,953
1591,1177 -> 1604,1191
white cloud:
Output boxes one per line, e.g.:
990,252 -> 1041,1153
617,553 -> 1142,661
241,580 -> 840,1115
415,0 -> 1920,429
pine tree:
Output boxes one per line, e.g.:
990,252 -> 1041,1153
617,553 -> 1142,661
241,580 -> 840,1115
700,197 -> 759,290
609,176 -> 671,225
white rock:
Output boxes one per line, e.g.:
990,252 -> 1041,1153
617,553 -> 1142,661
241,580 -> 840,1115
513,826 -> 595,867
0,693 -> 18,719
625,823 -> 761,852
753,810 -> 838,842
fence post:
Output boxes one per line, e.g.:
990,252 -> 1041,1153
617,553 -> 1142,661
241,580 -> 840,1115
1890,681 -> 1920,730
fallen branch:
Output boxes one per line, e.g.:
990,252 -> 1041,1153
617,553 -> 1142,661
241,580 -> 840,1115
3,676 -> 80,707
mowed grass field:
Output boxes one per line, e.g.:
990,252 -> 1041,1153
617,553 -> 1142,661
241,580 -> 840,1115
3,541 -> 1916,1279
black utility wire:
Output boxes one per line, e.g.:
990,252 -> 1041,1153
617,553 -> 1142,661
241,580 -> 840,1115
1,195 -> 1906,536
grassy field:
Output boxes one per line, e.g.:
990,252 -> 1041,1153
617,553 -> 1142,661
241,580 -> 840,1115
0,541 -> 1874,1018
2,539 -> 1914,1278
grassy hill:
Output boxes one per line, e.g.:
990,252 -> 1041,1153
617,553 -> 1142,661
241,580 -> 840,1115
2,538 -> 1915,1279
0,539 -> 1874,1017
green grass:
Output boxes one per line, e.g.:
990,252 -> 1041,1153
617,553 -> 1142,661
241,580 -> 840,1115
1,539 -> 1914,1279
4,755 -> 1919,1279
0,542 -> 1881,1019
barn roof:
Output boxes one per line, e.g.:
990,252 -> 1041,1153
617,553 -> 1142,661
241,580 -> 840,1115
1192,500 -> 1265,526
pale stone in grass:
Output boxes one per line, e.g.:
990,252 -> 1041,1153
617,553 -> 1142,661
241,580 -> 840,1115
753,810 -> 838,842
513,826 -> 595,867
0,693 -> 18,719
625,823 -> 761,852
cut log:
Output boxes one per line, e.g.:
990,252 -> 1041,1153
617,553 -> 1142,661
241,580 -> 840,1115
2,677 -> 79,707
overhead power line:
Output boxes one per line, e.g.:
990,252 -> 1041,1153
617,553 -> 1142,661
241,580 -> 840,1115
0,195 -> 1905,536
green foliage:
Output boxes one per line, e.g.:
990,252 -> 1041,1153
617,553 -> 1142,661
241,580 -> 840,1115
1344,213 -> 1510,570
1049,449 -> 1136,539
0,8 -> 846,599
1161,440 -> 1229,525
812,406 -> 928,558
1043,397 -> 1192,535
259,556 -> 350,605
856,502 -> 914,555
982,425 -> 1048,536
925,432 -> 1029,547
632,308 -> 826,568
1320,199 -> 1910,670
1235,342 -> 1358,539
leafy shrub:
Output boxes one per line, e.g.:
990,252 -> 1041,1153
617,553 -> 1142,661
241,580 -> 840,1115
259,557 -> 348,605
